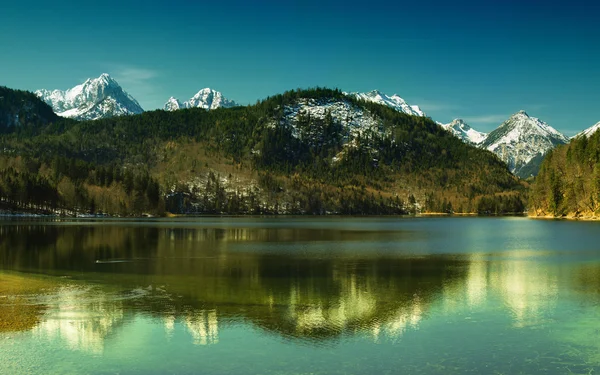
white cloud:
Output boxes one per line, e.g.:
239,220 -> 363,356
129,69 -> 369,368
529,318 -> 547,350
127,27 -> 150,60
461,114 -> 508,124
104,65 -> 162,110
112,67 -> 158,85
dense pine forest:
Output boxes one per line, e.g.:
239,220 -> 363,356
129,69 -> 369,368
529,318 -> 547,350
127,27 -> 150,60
0,86 -> 59,133
530,131 -> 600,218
0,86 -> 526,216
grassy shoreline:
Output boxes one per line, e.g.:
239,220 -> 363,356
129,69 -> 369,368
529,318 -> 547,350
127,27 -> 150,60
528,214 -> 600,221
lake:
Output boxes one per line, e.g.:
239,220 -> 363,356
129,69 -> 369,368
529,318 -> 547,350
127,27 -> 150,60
0,217 -> 599,374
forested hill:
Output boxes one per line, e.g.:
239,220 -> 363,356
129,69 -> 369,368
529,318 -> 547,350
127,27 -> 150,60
0,86 -> 60,134
0,86 -> 525,216
530,132 -> 600,218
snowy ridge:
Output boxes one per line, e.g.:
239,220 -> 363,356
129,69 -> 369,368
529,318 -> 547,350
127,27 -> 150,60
35,73 -> 143,120
441,119 -> 487,145
481,110 -> 569,177
346,90 -> 426,117
164,88 -> 238,111
281,97 -> 382,139
164,97 -> 183,111
573,121 -> 600,139
277,97 -> 388,163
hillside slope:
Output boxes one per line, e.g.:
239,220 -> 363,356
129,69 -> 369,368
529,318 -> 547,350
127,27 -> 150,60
530,131 -> 600,218
0,86 -> 59,133
1,87 -> 525,216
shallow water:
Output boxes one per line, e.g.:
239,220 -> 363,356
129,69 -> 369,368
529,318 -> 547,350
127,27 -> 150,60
0,217 -> 599,374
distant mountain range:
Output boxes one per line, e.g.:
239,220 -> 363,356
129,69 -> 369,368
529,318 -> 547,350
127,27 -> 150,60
436,112 -> 571,178
31,73 -> 600,178
164,89 -> 239,111
436,114 -> 600,178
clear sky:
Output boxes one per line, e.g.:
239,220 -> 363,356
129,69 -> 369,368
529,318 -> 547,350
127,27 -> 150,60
1,0 -> 598,135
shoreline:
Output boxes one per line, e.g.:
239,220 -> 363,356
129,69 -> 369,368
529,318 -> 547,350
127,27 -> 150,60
0,212 -> 528,219
528,214 -> 600,221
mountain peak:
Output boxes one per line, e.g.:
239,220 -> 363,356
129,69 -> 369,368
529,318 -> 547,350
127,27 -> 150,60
482,112 -> 569,177
450,118 -> 467,125
190,88 -> 218,100
574,121 -> 600,139
35,74 -> 143,120
97,73 -> 116,83
346,90 -> 425,117
442,118 -> 486,145
367,89 -> 384,96
83,73 -> 115,86
163,88 -> 238,111
164,97 -> 183,111
193,87 -> 213,94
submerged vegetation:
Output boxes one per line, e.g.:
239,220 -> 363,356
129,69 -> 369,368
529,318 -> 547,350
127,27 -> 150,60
0,272 -> 65,332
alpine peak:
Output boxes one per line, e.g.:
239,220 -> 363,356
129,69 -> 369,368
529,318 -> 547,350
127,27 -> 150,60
163,88 -> 238,111
481,111 -> 569,177
441,118 -> 487,145
97,73 -> 116,83
35,74 -> 143,121
345,90 -> 426,117
573,121 -> 600,139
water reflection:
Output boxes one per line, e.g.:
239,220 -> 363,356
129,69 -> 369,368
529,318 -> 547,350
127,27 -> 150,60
0,220 -> 599,357
33,286 -> 126,354
185,310 -> 219,346
441,251 -> 561,327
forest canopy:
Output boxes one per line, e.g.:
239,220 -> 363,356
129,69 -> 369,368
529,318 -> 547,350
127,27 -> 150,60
0,87 -> 526,216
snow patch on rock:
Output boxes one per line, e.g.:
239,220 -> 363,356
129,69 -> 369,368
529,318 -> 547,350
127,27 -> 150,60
441,119 -> 487,145
164,89 -> 238,111
345,90 -> 426,117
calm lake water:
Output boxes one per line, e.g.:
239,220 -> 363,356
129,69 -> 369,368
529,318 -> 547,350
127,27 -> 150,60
0,217 -> 599,374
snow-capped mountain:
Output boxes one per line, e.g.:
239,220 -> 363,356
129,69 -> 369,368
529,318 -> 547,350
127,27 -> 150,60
164,97 -> 184,111
441,119 -> 487,145
573,121 -> 600,139
346,90 -> 426,117
164,88 -> 238,111
35,74 -> 143,121
481,110 -> 569,177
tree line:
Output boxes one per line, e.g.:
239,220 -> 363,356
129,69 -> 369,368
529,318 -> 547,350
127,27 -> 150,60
530,131 -> 600,217
1,86 -> 526,215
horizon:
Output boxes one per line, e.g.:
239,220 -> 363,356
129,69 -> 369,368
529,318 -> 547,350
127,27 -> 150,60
35,71 -> 598,137
1,0 -> 598,136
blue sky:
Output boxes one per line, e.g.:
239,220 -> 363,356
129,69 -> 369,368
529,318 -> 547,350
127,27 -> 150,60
1,0 -> 598,135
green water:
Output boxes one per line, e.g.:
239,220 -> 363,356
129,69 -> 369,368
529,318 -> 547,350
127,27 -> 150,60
0,217 -> 599,374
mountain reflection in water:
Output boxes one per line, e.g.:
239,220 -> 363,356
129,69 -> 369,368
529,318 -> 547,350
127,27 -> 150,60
0,219 -> 599,359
